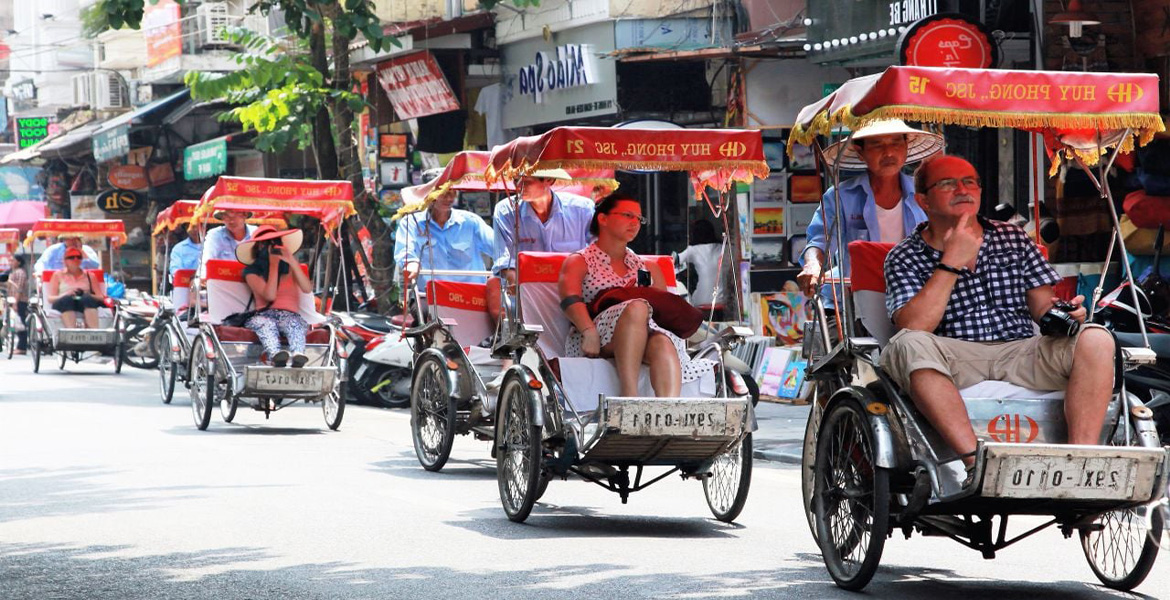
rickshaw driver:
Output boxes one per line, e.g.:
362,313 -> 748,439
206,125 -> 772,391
34,234 -> 100,277
169,225 -> 203,280
485,173 -> 594,322
880,155 -> 1115,484
200,209 -> 255,269
796,120 -> 942,299
395,187 -> 494,291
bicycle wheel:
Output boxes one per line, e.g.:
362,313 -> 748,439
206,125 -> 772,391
410,355 -> 457,471
157,329 -> 177,404
189,336 -> 214,430
813,398 -> 889,591
29,316 -> 40,373
704,434 -> 753,523
497,375 -> 543,523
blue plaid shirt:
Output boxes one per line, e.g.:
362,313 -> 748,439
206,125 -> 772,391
884,218 -> 1059,342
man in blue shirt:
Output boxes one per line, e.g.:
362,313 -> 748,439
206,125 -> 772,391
169,226 -> 203,279
486,172 -> 594,321
395,188 -> 494,290
796,120 -> 943,304
34,234 -> 100,276
200,209 -> 255,272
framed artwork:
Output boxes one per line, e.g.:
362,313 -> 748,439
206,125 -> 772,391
788,142 -> 816,171
752,205 -> 785,235
750,237 -> 785,268
789,174 -> 822,203
460,191 -> 493,219
379,134 -> 408,158
763,141 -> 787,171
752,175 -> 786,204
380,161 -> 409,187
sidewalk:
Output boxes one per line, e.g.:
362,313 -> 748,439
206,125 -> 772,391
751,400 -> 810,465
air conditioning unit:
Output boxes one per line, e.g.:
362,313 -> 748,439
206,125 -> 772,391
94,73 -> 129,109
197,2 -> 233,47
72,73 -> 94,107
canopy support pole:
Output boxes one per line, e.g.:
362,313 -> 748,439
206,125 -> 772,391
1075,129 -> 1149,350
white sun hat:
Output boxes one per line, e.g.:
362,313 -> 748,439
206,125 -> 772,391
822,119 -> 944,170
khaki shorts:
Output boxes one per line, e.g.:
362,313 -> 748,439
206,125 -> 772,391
879,324 -> 1110,392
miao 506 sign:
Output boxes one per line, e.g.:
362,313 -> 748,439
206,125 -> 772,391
517,44 -> 597,104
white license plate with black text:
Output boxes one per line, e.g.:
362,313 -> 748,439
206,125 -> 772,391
57,330 -> 115,346
614,400 -> 736,437
254,370 -> 328,394
993,455 -> 1138,500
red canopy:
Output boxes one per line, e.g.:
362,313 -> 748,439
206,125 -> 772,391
194,177 -> 356,235
397,150 -> 620,218
486,126 -> 769,198
153,200 -> 287,235
29,219 -> 127,245
790,66 -> 1165,170
0,227 -> 21,248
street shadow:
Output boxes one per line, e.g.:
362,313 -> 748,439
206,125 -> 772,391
0,541 -> 1148,600
164,425 -> 326,436
368,456 -> 499,482
445,504 -> 743,541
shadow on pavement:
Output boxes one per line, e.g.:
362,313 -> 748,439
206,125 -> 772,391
0,541 -> 1149,600
368,456 -> 499,482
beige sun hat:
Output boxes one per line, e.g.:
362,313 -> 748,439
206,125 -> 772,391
526,168 -> 572,180
822,119 -> 944,170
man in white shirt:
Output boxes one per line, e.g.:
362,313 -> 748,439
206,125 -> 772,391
200,209 -> 255,269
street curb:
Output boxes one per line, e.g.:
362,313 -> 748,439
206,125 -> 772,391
753,443 -> 803,465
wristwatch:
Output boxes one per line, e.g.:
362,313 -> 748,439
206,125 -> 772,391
935,262 -> 964,276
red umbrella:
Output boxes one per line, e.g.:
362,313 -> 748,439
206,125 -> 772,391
0,200 -> 47,231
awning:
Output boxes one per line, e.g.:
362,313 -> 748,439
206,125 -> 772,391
35,121 -> 106,157
93,89 -> 192,136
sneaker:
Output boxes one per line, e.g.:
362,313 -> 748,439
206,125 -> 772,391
271,350 -> 290,367
485,371 -> 505,391
291,352 -> 309,368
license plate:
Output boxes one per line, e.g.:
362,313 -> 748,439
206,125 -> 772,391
57,330 -> 115,346
991,455 -> 1138,500
253,370 -> 328,394
613,399 -> 738,437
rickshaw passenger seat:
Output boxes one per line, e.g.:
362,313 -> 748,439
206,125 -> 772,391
38,269 -> 115,330
848,241 -> 1066,403
171,269 -> 195,310
426,280 -> 491,350
203,259 -> 327,331
516,252 -> 715,412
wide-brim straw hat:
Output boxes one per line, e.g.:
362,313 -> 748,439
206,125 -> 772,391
235,225 -> 304,265
822,119 -> 944,170
213,208 -> 254,220
525,168 -> 572,181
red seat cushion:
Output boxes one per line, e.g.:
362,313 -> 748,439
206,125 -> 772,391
390,313 -> 414,327
214,325 -> 331,344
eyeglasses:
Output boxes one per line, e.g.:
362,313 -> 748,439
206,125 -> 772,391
610,211 -> 647,225
925,176 -> 982,193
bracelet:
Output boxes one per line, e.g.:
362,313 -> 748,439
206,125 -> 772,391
935,262 -> 964,276
559,295 -> 584,310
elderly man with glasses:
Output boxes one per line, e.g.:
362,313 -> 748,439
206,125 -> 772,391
879,155 -> 1116,488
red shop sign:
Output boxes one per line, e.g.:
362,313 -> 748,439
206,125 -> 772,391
375,51 -> 460,120
898,13 -> 999,69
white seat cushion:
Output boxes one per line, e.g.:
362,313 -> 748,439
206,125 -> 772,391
559,357 -> 715,412
204,259 -> 326,326
959,380 -> 1064,400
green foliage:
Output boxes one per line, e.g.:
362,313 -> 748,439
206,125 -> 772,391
184,27 -> 367,154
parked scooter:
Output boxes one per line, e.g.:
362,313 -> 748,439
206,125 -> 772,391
332,308 -> 413,408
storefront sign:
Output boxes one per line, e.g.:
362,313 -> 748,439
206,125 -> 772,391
97,189 -> 143,214
501,22 -> 618,130
108,165 -> 150,190
183,138 -> 228,180
15,116 -> 56,148
144,0 -> 182,67
898,14 -> 998,68
889,0 -> 940,26
93,125 -> 131,163
375,51 -> 460,120
808,0 -> 940,64
11,80 -> 36,102
516,44 -> 596,104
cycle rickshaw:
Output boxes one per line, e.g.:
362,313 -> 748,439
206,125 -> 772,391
413,126 -> 765,523
152,200 -> 285,403
793,65 -> 1169,590
186,177 -> 352,430
401,150 -> 617,468
0,227 -> 22,358
25,219 -> 127,373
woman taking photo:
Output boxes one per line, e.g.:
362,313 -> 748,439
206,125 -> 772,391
559,193 -> 712,398
235,226 -> 313,367
47,248 -> 106,329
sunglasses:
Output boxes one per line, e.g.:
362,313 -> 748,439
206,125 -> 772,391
65,256 -> 82,260
609,211 -> 648,225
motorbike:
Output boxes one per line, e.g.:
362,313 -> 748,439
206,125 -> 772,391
331,308 -> 413,409
118,296 -> 163,370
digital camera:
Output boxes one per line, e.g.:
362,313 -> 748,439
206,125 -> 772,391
1039,300 -> 1080,337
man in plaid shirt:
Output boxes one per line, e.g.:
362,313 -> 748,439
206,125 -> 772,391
880,156 -> 1115,482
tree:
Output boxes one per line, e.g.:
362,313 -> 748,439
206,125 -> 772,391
91,0 -> 398,305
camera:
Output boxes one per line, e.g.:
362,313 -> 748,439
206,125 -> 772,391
72,288 -> 85,299
1039,300 -> 1080,337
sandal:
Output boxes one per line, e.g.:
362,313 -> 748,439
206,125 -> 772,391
271,350 -> 289,367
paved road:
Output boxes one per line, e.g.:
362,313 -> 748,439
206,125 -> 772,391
1,356 -> 1166,599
